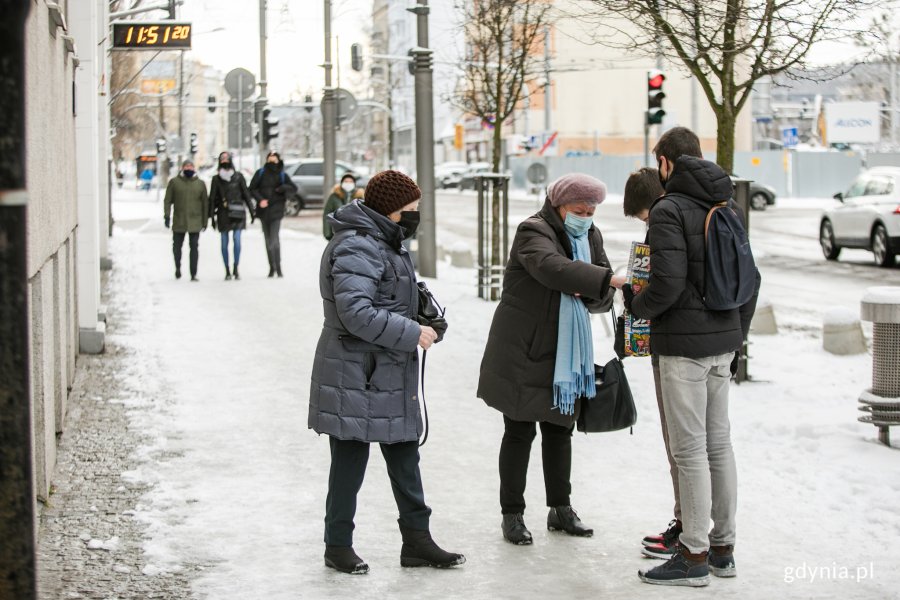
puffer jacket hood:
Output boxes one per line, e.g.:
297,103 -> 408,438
666,155 -> 733,208
328,199 -> 404,250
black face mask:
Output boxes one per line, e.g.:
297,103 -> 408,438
398,211 -> 420,238
265,161 -> 279,171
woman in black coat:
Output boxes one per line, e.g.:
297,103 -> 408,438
477,173 -> 624,545
209,151 -> 255,280
248,151 -> 296,277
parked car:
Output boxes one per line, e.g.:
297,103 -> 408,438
457,162 -> 493,190
435,161 -> 469,189
819,166 -> 900,267
731,175 -> 777,211
281,158 -> 369,215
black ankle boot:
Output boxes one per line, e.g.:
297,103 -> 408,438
547,506 -> 593,537
233,264 -> 240,280
324,545 -> 369,574
267,267 -> 275,278
502,513 -> 533,545
224,266 -> 231,281
275,263 -> 283,278
175,266 -> 182,279
399,525 -> 465,568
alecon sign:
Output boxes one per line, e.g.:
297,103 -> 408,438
825,102 -> 881,144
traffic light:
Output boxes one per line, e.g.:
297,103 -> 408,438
303,93 -> 314,114
207,95 -> 216,113
647,70 -> 666,125
350,43 -> 362,72
262,108 -> 279,144
189,132 -> 198,155
155,137 -> 166,154
407,48 -> 416,76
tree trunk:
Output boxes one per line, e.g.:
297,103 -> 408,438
715,107 -> 736,174
489,122 -> 503,300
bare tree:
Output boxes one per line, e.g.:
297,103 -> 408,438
854,9 -> 900,147
451,0 -> 550,298
576,0 -> 875,172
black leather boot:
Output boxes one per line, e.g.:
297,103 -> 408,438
547,506 -> 593,537
399,525 -> 466,568
224,265 -> 231,281
275,262 -> 283,278
324,545 -> 369,574
502,513 -> 533,545
232,264 -> 240,280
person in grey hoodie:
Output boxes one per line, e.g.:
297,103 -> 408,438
308,169 -> 465,575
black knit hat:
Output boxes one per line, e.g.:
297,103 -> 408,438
363,170 -> 421,216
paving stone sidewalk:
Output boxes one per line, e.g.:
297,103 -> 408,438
36,269 -> 198,600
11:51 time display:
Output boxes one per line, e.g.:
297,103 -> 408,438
112,23 -> 192,50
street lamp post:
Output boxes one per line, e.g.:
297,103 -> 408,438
322,0 -> 337,194
409,2 -> 436,278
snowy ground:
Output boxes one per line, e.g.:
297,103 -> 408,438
94,188 -> 900,599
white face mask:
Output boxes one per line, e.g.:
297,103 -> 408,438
341,182 -> 355,192
219,168 -> 234,180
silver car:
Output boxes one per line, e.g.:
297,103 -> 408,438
820,166 -> 900,267
282,159 -> 369,215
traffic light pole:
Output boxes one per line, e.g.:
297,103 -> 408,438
0,3 -> 37,598
644,114 -> 650,167
410,2 -> 437,278
258,0 -> 268,164
322,0 -> 337,194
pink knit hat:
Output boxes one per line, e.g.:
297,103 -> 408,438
548,173 -> 607,207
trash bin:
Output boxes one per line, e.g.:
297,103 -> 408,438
858,286 -> 900,447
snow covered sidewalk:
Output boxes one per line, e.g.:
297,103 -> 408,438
39,190 -> 898,599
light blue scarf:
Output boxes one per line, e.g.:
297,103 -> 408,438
552,215 -> 596,415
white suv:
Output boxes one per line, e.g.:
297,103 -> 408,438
820,166 -> 900,267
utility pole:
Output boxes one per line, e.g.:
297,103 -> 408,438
322,0 -> 337,193
410,2 -> 436,278
258,0 -> 269,164
0,2 -> 37,599
158,88 -> 169,191
543,25 -> 552,144
178,50 -> 185,167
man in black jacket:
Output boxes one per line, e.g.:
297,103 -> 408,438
626,127 -> 760,587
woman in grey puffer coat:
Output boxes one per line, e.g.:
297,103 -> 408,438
308,169 -> 465,575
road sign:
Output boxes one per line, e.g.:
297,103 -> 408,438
781,126 -> 799,148
321,88 -> 358,123
526,163 -> 548,185
140,79 -> 175,94
224,68 -> 256,99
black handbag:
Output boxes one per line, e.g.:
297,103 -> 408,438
576,309 -> 637,433
227,199 -> 246,220
416,281 -> 447,342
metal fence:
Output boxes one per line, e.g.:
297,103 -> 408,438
510,150 -> 900,199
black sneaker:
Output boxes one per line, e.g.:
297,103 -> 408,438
501,513 -> 533,545
709,544 -> 736,577
642,519 -> 681,547
638,545 -> 710,587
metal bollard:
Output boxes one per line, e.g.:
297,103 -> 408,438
858,286 -> 900,447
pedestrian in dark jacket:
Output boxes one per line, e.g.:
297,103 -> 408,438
163,160 -> 208,281
323,172 -> 364,240
209,151 -> 256,280
308,169 -> 465,575
629,127 -> 760,587
248,151 -> 297,277
477,173 -> 625,546
622,168 -> 686,561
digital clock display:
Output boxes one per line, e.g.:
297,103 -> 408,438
112,23 -> 192,50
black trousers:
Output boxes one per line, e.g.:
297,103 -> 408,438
260,218 -> 281,269
172,232 -> 199,277
499,415 -> 573,515
324,436 -> 432,547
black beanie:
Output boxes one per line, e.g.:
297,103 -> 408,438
363,170 -> 421,216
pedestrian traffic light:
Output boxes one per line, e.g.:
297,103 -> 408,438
647,70 -> 666,125
407,48 -> 416,76
303,93 -> 314,114
350,43 -> 363,72
189,132 -> 198,155
155,137 -> 166,154
262,108 -> 279,144
207,95 -> 216,113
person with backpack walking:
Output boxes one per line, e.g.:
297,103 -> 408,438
624,127 -> 760,587
323,172 -> 364,240
248,151 -> 296,277
209,151 -> 255,280
477,173 -> 625,546
163,160 -> 209,281
308,169 -> 465,575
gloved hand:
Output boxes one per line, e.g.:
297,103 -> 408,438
622,283 -> 634,313
429,317 -> 448,343
730,351 -> 740,376
164,216 -> 170,229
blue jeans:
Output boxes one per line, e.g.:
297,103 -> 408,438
658,353 -> 736,553
220,229 -> 242,267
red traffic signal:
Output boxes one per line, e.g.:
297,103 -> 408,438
647,70 -> 666,125
648,70 -> 665,90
